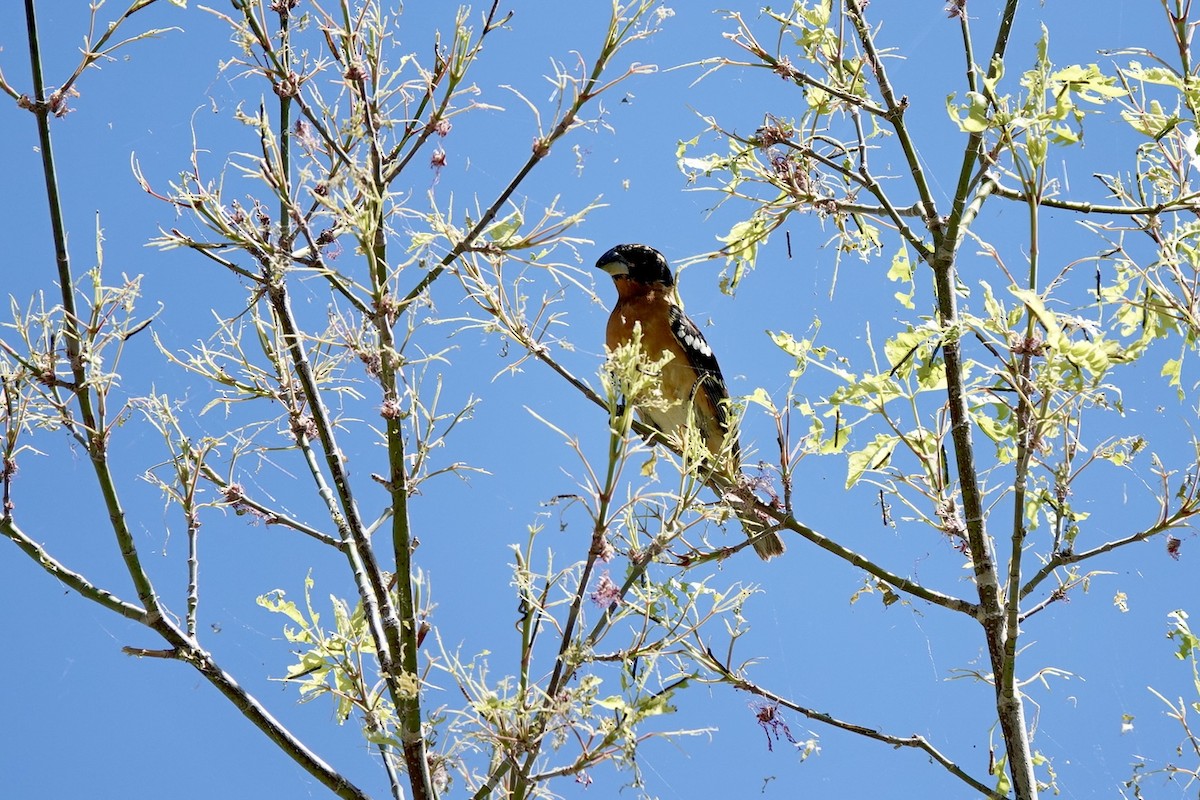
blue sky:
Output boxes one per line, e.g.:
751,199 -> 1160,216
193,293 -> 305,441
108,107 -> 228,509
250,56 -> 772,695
2,1 -> 1198,798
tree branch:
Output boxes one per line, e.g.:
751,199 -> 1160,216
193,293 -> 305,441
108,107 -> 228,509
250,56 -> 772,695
0,517 -> 148,621
1019,504 -> 1200,601
698,647 -> 1004,800
990,178 -> 1200,215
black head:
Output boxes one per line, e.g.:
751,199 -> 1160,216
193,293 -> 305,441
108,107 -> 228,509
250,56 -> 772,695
595,243 -> 674,287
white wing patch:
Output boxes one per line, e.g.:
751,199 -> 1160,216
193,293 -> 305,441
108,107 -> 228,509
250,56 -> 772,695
672,316 -> 713,359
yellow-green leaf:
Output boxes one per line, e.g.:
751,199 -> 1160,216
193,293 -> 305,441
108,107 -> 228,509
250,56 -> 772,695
1009,287 -> 1063,347
596,695 -> 627,711
745,387 -> 778,414
846,434 -> 899,488
887,245 -> 915,309
1161,357 -> 1182,387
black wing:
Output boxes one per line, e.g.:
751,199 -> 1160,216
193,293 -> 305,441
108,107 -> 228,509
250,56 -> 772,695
668,303 -> 733,433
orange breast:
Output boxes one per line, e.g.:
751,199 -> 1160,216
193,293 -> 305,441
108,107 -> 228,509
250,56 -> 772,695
606,285 -> 726,455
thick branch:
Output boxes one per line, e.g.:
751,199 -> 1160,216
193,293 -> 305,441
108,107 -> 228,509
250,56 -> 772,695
266,275 -> 412,696
844,0 -> 940,226
24,0 -> 166,629
149,619 -> 372,800
939,0 -> 1020,264
2,516 -> 368,799
1,517 -> 148,621
776,513 -> 978,616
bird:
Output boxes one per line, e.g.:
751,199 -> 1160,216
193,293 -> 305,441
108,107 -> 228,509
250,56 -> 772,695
595,243 -> 786,560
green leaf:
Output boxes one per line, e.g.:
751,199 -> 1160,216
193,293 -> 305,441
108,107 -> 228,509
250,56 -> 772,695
286,651 -> 328,680
485,209 -> 523,245
845,433 -> 899,488
1062,338 -> 1111,378
886,244 -> 913,282
1050,63 -> 1127,103
974,404 -> 1017,463
717,216 -> 770,290
809,412 -> 849,455
884,325 -> 936,380
979,280 -> 1007,326
640,449 -> 658,478
992,754 -> 1012,795
745,387 -> 778,414
596,695 -> 628,712
798,0 -> 832,27
638,691 -> 675,718
1094,436 -> 1145,467
887,245 -> 915,309
1026,133 -> 1048,166
769,330 -> 816,378
983,55 -> 1005,96
1120,100 -> 1180,139
1122,61 -> 1184,89
950,92 -> 988,133
1161,357 -> 1182,388
828,370 -> 903,407
1009,287 -> 1064,347
1035,23 -> 1050,66
963,91 -> 992,132
257,589 -> 309,629
1167,609 -> 1199,660
675,134 -> 700,160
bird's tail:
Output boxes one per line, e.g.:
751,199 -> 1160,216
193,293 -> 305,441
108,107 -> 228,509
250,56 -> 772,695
737,507 -> 786,561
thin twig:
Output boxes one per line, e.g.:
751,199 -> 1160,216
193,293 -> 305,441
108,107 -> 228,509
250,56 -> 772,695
700,648 -> 1004,800
991,178 -> 1200,215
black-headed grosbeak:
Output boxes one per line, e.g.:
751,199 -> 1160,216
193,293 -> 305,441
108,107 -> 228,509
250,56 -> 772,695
596,243 -> 785,560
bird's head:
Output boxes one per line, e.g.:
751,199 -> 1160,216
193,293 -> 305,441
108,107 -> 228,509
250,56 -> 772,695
596,243 -> 674,288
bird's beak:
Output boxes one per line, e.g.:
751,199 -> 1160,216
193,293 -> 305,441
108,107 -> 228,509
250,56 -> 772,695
596,250 -> 630,277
